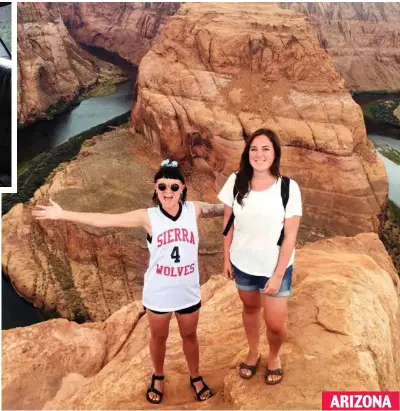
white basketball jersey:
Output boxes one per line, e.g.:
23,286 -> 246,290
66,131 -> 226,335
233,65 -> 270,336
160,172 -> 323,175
142,201 -> 201,312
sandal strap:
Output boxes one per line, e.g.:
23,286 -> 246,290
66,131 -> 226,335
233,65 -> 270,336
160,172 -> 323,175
266,368 -> 283,376
152,374 -> 165,381
190,375 -> 203,384
196,385 -> 210,398
239,362 -> 257,372
146,375 -> 164,404
148,374 -> 164,397
190,376 -> 212,401
147,386 -> 163,397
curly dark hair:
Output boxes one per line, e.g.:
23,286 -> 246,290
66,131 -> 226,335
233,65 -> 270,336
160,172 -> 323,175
235,128 -> 282,206
152,164 -> 187,206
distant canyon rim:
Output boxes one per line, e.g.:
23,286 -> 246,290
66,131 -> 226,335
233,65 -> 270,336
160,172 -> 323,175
4,3 -> 400,409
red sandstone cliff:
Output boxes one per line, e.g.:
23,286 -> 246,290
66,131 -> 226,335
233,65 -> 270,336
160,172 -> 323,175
58,2 -> 400,92
2,126 -> 222,321
132,2 -> 388,235
9,2 -> 390,324
59,2 -> 180,65
17,2 -> 124,125
282,2 -> 400,92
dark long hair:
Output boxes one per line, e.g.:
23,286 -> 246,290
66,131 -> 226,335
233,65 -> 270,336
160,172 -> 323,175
152,164 -> 187,206
235,128 -> 282,206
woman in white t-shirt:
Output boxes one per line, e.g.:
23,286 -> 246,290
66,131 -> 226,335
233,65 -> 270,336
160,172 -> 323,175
33,160 -> 224,404
218,129 -> 302,385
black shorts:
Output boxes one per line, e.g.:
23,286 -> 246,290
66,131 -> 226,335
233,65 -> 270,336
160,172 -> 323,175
144,301 -> 201,315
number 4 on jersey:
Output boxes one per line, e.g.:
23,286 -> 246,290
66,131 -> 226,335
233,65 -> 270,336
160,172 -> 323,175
171,246 -> 181,263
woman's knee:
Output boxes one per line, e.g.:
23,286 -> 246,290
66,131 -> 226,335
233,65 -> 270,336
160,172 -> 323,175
239,289 -> 261,312
180,330 -> 198,343
150,331 -> 169,344
266,321 -> 286,335
242,303 -> 261,315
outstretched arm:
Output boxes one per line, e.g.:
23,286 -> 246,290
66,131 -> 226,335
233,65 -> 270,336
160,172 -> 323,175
32,198 -> 148,229
194,201 -> 224,219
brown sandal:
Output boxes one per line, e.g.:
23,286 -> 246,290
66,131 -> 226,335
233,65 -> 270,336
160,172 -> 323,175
265,368 -> 284,385
239,355 -> 261,379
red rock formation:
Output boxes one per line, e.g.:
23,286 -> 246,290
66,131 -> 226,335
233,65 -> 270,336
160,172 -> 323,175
282,2 -> 400,91
17,2 -> 124,125
59,2 -> 180,65
2,125 -> 222,321
2,233 -> 399,409
131,2 -> 388,235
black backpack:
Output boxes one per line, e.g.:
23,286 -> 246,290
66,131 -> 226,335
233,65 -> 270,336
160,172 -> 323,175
222,176 -> 290,246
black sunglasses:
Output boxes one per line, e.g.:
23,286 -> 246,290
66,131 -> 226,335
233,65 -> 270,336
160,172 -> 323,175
158,183 -> 181,192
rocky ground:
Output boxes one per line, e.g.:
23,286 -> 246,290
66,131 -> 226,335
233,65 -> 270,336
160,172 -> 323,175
2,233 -> 399,410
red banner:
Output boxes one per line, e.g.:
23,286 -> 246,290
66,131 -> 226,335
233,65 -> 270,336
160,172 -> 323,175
322,392 -> 400,410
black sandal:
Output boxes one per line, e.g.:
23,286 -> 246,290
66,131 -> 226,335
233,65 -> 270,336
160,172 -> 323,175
265,368 -> 284,385
239,355 -> 261,379
146,374 -> 164,404
190,376 -> 213,401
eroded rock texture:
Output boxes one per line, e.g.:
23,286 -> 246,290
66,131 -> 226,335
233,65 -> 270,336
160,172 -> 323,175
2,126 -> 222,321
132,2 -> 388,235
282,2 -> 400,92
17,2 -> 123,125
2,234 -> 399,410
59,2 -> 180,65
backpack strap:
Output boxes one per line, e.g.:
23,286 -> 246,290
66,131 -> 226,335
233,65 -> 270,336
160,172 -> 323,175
222,184 -> 238,236
277,176 -> 290,246
223,176 -> 291,245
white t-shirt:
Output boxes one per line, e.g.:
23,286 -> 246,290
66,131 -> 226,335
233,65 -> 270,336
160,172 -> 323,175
143,201 -> 201,311
218,173 -> 302,277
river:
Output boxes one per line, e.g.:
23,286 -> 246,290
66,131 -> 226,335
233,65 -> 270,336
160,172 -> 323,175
352,93 -> 400,206
2,275 -> 50,330
353,92 -> 400,139
3,45 -> 136,330
18,81 -> 133,164
368,134 -> 400,207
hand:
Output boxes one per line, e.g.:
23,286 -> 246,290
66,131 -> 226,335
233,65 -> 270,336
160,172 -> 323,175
223,260 -> 234,280
262,275 -> 283,295
32,198 -> 64,220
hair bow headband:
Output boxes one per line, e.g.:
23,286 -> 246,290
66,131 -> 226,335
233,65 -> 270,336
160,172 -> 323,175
161,159 -> 178,167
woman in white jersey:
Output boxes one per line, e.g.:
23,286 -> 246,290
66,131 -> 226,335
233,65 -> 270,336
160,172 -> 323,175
218,129 -> 302,385
33,160 -> 224,404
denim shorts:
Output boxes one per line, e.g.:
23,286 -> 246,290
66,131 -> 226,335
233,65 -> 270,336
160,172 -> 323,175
232,264 -> 293,297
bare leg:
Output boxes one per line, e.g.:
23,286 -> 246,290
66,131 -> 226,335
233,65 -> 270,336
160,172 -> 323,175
262,296 -> 288,383
238,289 -> 262,377
146,310 -> 172,401
176,309 -> 211,400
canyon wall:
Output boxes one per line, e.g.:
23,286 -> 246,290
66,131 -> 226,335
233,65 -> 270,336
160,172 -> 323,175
11,1 -> 396,327
17,2 -> 123,125
59,2 -> 180,65
58,2 -> 400,92
282,2 -> 400,92
2,126 -> 222,321
131,2 -> 388,235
